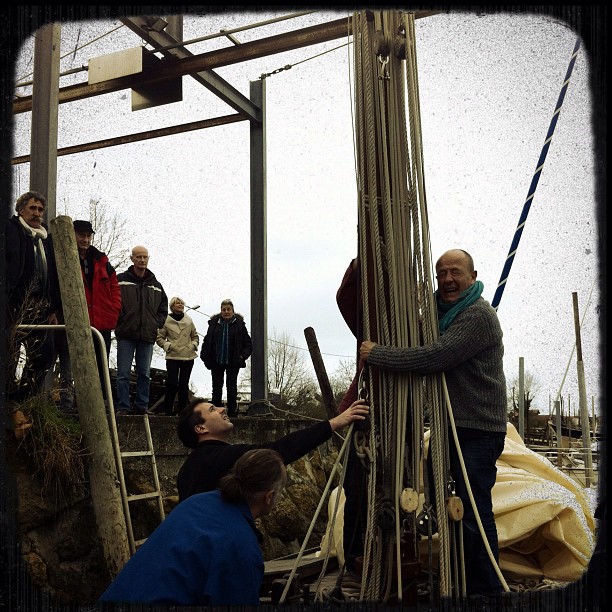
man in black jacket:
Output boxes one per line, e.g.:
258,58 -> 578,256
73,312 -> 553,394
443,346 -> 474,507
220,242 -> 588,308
115,245 -> 168,415
176,397 -> 369,502
5,191 -> 60,402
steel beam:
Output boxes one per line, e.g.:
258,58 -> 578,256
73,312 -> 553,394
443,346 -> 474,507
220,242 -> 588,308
119,16 -> 261,121
13,16 -> 357,114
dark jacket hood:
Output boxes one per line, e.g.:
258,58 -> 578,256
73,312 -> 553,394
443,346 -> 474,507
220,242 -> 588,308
209,313 -> 245,324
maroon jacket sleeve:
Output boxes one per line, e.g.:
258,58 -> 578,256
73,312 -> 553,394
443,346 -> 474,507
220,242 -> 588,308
336,258 -> 361,337
336,258 -> 365,413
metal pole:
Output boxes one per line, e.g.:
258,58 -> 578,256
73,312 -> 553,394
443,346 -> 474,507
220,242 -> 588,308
250,78 -> 268,406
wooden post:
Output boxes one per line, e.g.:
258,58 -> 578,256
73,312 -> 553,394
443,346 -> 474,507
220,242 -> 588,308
50,215 -> 130,576
518,357 -> 525,440
555,400 -> 563,468
572,292 -> 593,487
304,327 -> 337,422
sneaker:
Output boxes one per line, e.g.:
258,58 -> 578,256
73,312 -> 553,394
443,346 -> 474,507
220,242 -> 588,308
116,409 -> 132,416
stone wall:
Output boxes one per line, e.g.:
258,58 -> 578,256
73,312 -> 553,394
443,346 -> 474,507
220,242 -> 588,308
3,414 -> 341,605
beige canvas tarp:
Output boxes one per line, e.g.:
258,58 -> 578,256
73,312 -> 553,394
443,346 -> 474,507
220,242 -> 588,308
319,423 -> 597,583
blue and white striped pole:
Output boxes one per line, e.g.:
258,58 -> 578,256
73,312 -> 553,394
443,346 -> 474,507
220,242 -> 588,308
492,38 -> 581,311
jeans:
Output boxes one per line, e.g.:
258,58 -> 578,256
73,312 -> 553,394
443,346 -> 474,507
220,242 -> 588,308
116,339 -> 154,413
210,364 -> 240,415
429,427 -> 506,596
164,359 -> 194,415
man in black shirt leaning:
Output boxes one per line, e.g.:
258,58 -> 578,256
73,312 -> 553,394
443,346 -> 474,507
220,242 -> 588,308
176,397 -> 369,502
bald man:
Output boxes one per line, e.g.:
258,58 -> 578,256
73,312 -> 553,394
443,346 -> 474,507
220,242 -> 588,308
115,245 -> 168,415
360,249 -> 507,598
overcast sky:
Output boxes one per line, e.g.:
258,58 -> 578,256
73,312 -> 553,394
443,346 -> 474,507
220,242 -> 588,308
11,9 -> 601,414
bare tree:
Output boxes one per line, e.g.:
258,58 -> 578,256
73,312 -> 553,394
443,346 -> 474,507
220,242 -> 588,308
329,357 -> 358,404
268,329 -> 314,407
238,329 -> 319,412
56,197 -> 134,270
87,198 -> 134,270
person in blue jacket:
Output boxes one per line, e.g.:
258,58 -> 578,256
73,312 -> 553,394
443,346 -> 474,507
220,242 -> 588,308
99,448 -> 287,606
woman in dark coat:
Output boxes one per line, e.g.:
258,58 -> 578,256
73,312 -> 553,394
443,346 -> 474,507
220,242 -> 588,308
200,299 -> 252,416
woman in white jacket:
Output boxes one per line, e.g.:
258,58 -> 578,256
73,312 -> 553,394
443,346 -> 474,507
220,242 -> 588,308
156,296 -> 199,415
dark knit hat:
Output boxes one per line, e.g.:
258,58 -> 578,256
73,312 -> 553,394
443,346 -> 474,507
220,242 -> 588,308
73,220 -> 95,234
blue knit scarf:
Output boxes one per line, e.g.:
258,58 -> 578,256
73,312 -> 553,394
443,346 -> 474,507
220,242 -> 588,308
436,280 -> 484,334
217,316 -> 236,364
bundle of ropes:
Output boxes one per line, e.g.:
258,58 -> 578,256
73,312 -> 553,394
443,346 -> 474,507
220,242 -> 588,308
352,9 -> 455,602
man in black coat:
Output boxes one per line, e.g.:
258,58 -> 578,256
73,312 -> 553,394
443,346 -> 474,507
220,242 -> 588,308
115,245 -> 168,415
5,191 -> 60,402
176,396 -> 369,502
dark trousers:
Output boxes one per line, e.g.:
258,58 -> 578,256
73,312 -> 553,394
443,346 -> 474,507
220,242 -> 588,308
210,364 -> 240,415
6,312 -> 55,403
428,427 -> 505,596
342,432 -> 367,572
164,359 -> 194,415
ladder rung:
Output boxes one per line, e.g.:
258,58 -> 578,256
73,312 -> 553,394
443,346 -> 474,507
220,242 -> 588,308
127,491 -> 162,502
121,450 -> 154,458
110,411 -> 166,553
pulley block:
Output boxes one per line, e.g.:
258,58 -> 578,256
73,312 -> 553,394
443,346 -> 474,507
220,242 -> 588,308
378,499 -> 396,531
400,487 -> 419,512
446,495 -> 464,521
415,505 -> 438,536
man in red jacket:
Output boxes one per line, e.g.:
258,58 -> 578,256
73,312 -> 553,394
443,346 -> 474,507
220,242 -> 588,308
74,219 -> 122,403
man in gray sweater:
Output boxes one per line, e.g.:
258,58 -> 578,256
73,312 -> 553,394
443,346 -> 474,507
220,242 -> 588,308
360,249 -> 507,598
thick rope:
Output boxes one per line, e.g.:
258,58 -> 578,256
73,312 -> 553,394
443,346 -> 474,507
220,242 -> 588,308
279,423 -> 354,604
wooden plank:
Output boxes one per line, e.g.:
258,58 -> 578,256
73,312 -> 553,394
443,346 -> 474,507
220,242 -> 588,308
263,551 -> 338,583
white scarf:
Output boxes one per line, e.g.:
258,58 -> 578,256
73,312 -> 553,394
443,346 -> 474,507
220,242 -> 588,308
18,214 -> 48,239
18,214 -> 49,289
